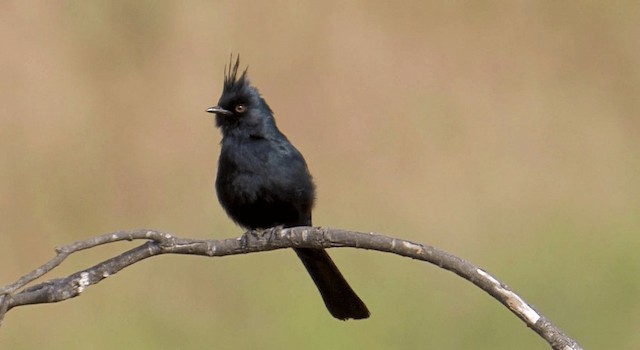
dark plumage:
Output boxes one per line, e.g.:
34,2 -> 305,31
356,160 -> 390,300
207,57 -> 369,320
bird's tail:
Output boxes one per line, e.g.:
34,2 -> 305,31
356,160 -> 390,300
294,248 -> 370,320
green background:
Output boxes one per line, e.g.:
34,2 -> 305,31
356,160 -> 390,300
1,2 -> 639,349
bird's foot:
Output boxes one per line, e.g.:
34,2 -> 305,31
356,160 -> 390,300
266,225 -> 284,237
240,226 -> 284,251
240,229 -> 260,251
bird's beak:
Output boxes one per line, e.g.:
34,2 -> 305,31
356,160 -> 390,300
206,106 -> 232,115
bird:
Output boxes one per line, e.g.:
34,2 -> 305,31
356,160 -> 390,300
206,56 -> 370,320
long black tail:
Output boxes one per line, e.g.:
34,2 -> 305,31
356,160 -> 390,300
294,248 -> 370,320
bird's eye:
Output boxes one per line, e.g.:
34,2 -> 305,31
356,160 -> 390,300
235,104 -> 246,113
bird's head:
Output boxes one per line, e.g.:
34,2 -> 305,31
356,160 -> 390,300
207,56 -> 276,138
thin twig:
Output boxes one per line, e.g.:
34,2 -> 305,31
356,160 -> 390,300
0,227 -> 582,350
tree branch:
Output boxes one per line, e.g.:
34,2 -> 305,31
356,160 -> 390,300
0,227 -> 582,350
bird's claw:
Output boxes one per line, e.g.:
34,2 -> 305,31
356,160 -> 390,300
266,225 -> 284,240
239,226 -> 284,251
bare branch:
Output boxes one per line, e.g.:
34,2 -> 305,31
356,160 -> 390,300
0,227 -> 582,350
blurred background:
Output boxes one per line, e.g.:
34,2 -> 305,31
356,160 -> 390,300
1,1 -> 639,349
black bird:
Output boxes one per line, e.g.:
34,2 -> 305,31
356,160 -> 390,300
206,57 -> 369,320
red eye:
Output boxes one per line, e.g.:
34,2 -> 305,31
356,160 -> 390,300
235,104 -> 246,113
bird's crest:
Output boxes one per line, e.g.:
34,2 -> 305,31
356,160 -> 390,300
223,54 -> 250,94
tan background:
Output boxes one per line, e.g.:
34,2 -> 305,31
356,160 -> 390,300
1,2 -> 639,349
